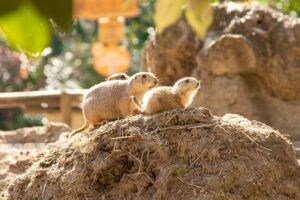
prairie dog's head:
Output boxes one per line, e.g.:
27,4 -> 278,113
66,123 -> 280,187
129,72 -> 159,90
107,73 -> 129,81
172,77 -> 200,95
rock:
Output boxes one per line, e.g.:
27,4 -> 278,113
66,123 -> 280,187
141,18 -> 199,85
5,108 -> 300,200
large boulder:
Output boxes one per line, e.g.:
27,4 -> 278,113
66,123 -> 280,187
142,3 -> 300,140
6,108 -> 300,200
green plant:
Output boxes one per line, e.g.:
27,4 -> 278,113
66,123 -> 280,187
155,0 -> 213,39
269,0 -> 300,16
125,0 -> 156,72
0,108 -> 44,130
0,0 -> 72,54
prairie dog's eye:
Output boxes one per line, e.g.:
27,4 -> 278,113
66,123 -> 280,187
142,74 -> 146,78
185,79 -> 189,83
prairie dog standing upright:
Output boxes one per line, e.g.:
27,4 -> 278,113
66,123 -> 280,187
107,73 -> 129,81
131,77 -> 200,114
72,72 -> 158,135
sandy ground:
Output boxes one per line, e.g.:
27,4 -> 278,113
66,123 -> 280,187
0,123 -> 70,198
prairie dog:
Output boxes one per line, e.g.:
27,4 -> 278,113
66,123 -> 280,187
72,72 -> 158,135
107,73 -> 129,81
131,77 -> 200,114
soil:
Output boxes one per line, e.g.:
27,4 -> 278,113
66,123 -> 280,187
142,2 -> 300,141
0,123 -> 70,199
0,123 -> 70,144
0,147 -> 40,198
4,108 -> 300,200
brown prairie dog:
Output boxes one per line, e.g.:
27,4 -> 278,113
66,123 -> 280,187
107,73 -> 129,81
72,72 -> 158,135
131,77 -> 200,114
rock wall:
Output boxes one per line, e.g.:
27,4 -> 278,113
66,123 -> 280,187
142,3 -> 300,140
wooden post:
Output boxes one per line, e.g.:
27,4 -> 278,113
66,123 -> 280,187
60,92 -> 73,126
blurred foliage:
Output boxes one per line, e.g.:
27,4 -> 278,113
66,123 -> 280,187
185,0 -> 213,39
1,0 -> 298,55
125,0 -> 156,74
214,0 -> 300,16
43,0 -> 156,89
0,2 -> 50,55
0,0 -> 156,130
155,0 -> 213,39
0,42 -> 45,130
269,0 -> 300,16
155,0 -> 184,34
0,108 -> 43,130
0,0 -> 72,54
43,23 -> 103,90
0,43 -> 41,92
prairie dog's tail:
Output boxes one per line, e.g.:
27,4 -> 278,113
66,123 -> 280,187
130,96 -> 143,112
70,120 -> 91,137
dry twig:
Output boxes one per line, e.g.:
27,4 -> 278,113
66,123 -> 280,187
110,135 -> 136,140
146,122 -> 218,134
177,177 -> 229,199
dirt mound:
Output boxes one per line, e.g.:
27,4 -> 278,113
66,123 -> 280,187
0,122 -> 70,143
0,123 -> 71,199
0,149 -> 40,198
5,108 -> 300,199
142,3 -> 300,140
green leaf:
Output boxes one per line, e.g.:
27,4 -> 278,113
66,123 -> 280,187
185,0 -> 213,39
0,0 -> 72,31
0,1 -> 51,55
155,0 -> 185,34
31,0 -> 73,31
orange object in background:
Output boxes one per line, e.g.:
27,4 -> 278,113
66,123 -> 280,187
92,43 -> 130,77
98,17 -> 125,46
92,17 -> 130,77
73,0 -> 139,77
73,0 -> 139,19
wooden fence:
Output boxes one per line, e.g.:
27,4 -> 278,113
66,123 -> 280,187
0,90 -> 87,128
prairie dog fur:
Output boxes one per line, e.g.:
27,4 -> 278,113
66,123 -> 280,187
72,72 -> 158,135
107,73 -> 129,81
131,77 -> 200,114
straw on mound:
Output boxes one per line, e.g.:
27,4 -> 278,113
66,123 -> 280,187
6,108 -> 300,200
